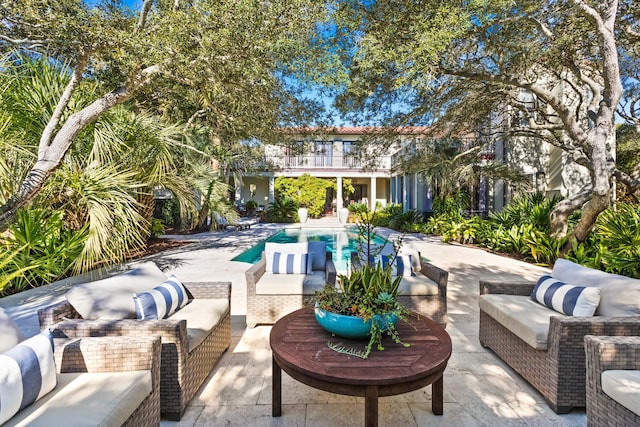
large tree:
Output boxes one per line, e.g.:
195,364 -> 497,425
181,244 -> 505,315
0,0 -> 330,229
330,0 -> 637,246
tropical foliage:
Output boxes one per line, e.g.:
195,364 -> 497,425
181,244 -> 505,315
265,197 -> 299,223
274,174 -> 333,218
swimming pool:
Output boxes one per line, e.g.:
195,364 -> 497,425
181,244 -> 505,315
231,227 -> 388,273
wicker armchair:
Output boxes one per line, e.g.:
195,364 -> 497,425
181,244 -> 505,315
7,336 -> 161,426
479,280 -> 640,414
245,251 -> 336,328
585,335 -> 640,426
39,281 -> 231,421
350,252 -> 448,328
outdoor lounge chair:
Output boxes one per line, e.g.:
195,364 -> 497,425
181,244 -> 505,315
0,329 -> 161,426
213,212 -> 255,231
479,259 -> 640,413
585,335 -> 640,426
245,241 -> 337,328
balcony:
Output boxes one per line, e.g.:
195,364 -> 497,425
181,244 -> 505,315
265,154 -> 391,171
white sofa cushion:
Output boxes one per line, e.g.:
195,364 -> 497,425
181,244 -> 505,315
170,299 -> 230,353
602,370 -> 640,417
0,333 -> 57,425
531,275 -> 601,316
4,370 -> 151,427
255,271 -> 327,295
479,294 -> 568,350
66,262 -> 167,320
265,242 -> 327,271
0,308 -> 25,354
398,275 -> 439,296
134,275 -> 189,320
552,258 -> 640,316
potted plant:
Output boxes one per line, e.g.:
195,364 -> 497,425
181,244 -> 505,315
245,200 -> 258,216
309,206 -> 410,358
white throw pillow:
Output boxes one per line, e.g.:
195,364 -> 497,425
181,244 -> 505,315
269,252 -> 311,274
531,275 -> 601,316
133,275 -> 189,320
0,332 -> 57,424
0,308 -> 25,354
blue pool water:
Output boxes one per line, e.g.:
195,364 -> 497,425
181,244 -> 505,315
231,227 -> 387,273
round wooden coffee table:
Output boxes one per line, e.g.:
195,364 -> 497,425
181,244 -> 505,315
270,307 -> 452,427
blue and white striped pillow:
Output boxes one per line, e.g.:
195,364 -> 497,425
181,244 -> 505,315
271,252 -> 310,274
0,332 -> 57,425
134,275 -> 189,320
531,275 -> 601,316
376,255 -> 415,277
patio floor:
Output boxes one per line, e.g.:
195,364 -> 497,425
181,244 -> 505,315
1,216 -> 588,426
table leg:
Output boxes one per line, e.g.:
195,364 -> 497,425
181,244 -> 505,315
365,385 -> 379,427
272,355 -> 282,417
432,373 -> 443,415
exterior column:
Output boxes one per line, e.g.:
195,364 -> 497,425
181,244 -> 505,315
370,177 -> 377,211
402,175 -> 409,211
268,176 -> 275,204
336,176 -> 343,209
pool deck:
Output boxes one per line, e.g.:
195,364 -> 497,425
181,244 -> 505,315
1,216 -> 587,426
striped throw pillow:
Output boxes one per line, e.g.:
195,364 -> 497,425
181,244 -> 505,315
375,255 -> 415,277
531,275 -> 601,316
0,332 -> 57,425
134,275 -> 189,320
271,252 -> 310,274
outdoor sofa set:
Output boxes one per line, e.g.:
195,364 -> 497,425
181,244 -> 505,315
479,258 -> 640,419
35,262 -> 232,422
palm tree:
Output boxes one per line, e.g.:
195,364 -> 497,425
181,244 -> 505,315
0,54 -> 223,273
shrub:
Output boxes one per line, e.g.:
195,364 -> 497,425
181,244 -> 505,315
266,197 -> 299,223
0,209 -> 88,295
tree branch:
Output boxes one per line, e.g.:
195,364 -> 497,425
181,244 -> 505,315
136,0 -> 154,33
39,53 -> 89,156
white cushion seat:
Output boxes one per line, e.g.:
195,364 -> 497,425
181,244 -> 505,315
479,294 -> 568,350
4,371 -> 151,427
601,370 -> 640,417
170,299 -> 230,352
255,271 -> 328,295
399,275 -> 439,296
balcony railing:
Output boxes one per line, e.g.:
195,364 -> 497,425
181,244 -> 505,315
265,154 -> 391,171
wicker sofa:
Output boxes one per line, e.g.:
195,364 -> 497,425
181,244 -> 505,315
479,259 -> 640,414
585,335 -> 640,426
350,249 -> 448,328
38,263 -> 231,421
245,241 -> 337,328
2,335 -> 161,427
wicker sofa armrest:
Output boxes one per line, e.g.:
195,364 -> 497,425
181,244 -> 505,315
38,299 -> 82,328
245,257 -> 266,298
479,280 -> 537,296
56,336 -> 161,379
548,316 -> 640,359
325,251 -> 337,286
419,260 -> 448,298
183,281 -> 231,300
54,318 -> 189,359
585,335 -> 640,374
